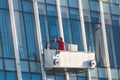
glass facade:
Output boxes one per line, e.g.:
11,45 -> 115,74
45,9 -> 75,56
0,0 -> 120,80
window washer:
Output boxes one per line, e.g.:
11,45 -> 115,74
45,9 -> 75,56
54,37 -> 65,50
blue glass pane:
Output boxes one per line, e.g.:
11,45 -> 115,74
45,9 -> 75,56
70,20 -> 83,51
14,12 -> 28,59
46,74 -> 54,80
48,17 -> 59,49
90,1 -> 99,11
13,0 -> 22,11
24,13 -> 38,59
22,1 -> 33,12
62,19 -> 71,46
47,5 -> 57,16
0,10 -> 14,58
0,59 -> 3,70
31,74 -> 42,80
55,75 -> 65,80
91,12 -> 100,23
39,16 -> 47,49
78,77 -> 87,80
21,61 -> 29,72
85,23 -> 95,52
0,71 -> 5,80
30,61 -> 41,73
22,73 -> 30,80
106,26 -> 117,68
5,59 -> 16,71
68,0 -> 78,8
110,4 -> 119,15
69,8 -> 79,20
0,0 -> 8,8
6,72 -> 17,80
46,0 -> 55,4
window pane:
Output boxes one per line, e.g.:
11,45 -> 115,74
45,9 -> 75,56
22,1 -> 33,12
21,61 -> 29,72
38,3 -> 46,15
46,0 -> 55,4
90,1 -> 99,11
98,68 -> 108,78
82,0 -> 89,10
14,12 -> 28,59
39,16 -> 48,49
110,4 -> 119,15
22,73 -> 30,80
6,72 -> 17,80
13,0 -> 22,11
103,3 -> 110,13
70,20 -> 83,51
111,69 -> 118,79
31,74 -> 42,80
69,8 -> 79,20
0,59 -> 3,70
60,0 -> 68,6
30,61 -> 41,73
48,17 -> 59,49
0,0 -> 8,8
5,59 -> 16,71
0,10 -> 14,58
0,71 -> 5,80
68,0 -> 78,8
55,75 -> 65,80
47,5 -> 57,16
61,7 -> 69,19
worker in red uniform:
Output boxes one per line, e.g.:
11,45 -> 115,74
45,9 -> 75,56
54,37 -> 65,50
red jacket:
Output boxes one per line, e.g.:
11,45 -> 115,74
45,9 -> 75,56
56,40 -> 65,50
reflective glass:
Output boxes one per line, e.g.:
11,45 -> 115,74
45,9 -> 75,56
14,12 -> 28,59
106,26 -> 117,68
82,0 -> 89,10
23,13 -> 38,60
5,59 -> 16,71
103,3 -> 110,13
22,73 -> 30,80
38,0 -> 45,3
98,68 -> 108,78
0,0 -> 8,8
30,61 -> 41,73
90,1 -> 99,11
91,12 -> 100,23
46,74 -> 54,80
0,59 -> 3,70
78,72 -> 86,77
61,7 -> 69,19
60,0 -> 68,6
104,14 -> 112,25
21,61 -> 29,72
90,68 -> 98,77
39,16 -> 48,49
13,0 -> 22,11
55,75 -> 65,80
111,69 -> 118,79
47,5 -> 57,16
38,3 -> 46,15
70,20 -> 83,51
68,0 -> 78,8
0,71 -> 5,80
46,0 -> 55,4
69,73 -> 77,80
83,10 -> 91,22
31,74 -> 42,80
69,8 -> 79,20
22,1 -> 33,12
78,77 -> 87,80
47,17 -> 59,49
62,19 -> 71,48
0,10 -> 14,58
6,72 -> 17,80
85,23 -> 95,52
110,4 -> 119,15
